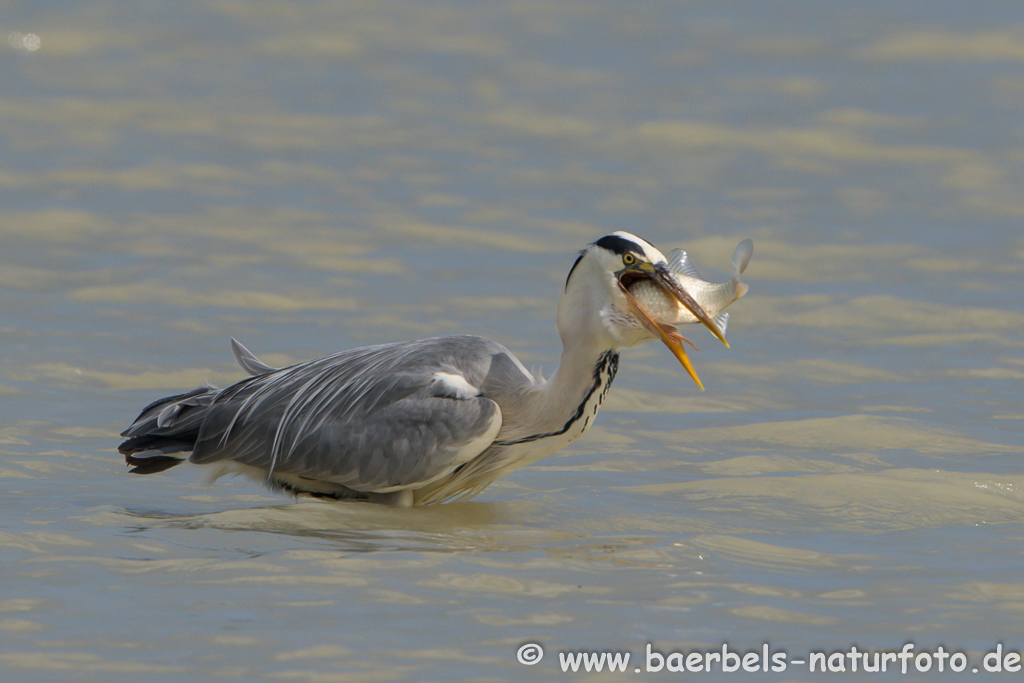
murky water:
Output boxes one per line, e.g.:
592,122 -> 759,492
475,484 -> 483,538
2,1 -> 1023,680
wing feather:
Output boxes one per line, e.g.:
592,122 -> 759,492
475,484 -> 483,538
230,337 -> 280,376
190,336 -> 512,492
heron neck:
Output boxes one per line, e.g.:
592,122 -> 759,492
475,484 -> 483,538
537,274 -> 622,420
505,263 -> 623,438
552,334 -> 615,391
527,331 -> 620,435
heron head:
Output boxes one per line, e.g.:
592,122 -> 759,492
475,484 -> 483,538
562,231 -> 726,390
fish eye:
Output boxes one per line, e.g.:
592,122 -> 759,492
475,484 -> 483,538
622,253 -> 637,266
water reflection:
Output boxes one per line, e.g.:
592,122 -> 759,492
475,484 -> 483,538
110,499 -> 591,555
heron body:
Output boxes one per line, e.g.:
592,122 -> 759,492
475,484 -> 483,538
119,232 -> 738,506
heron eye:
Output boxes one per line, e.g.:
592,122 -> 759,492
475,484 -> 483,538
622,253 -> 637,266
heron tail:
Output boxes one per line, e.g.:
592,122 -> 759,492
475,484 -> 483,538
118,386 -> 219,474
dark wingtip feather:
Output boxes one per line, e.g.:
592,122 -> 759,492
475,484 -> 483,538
126,456 -> 185,475
118,436 -> 191,456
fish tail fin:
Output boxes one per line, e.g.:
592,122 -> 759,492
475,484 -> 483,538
732,239 -> 753,279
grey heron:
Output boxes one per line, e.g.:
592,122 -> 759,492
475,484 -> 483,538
119,232 -> 733,506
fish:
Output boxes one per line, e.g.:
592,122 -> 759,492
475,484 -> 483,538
628,238 -> 753,338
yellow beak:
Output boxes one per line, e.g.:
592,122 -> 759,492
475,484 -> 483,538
620,283 -> 704,390
619,263 -> 726,390
651,262 -> 729,347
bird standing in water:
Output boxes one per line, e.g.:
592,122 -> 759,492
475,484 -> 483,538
119,232 -> 747,506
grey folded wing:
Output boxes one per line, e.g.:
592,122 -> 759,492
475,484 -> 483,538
189,337 -> 506,493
